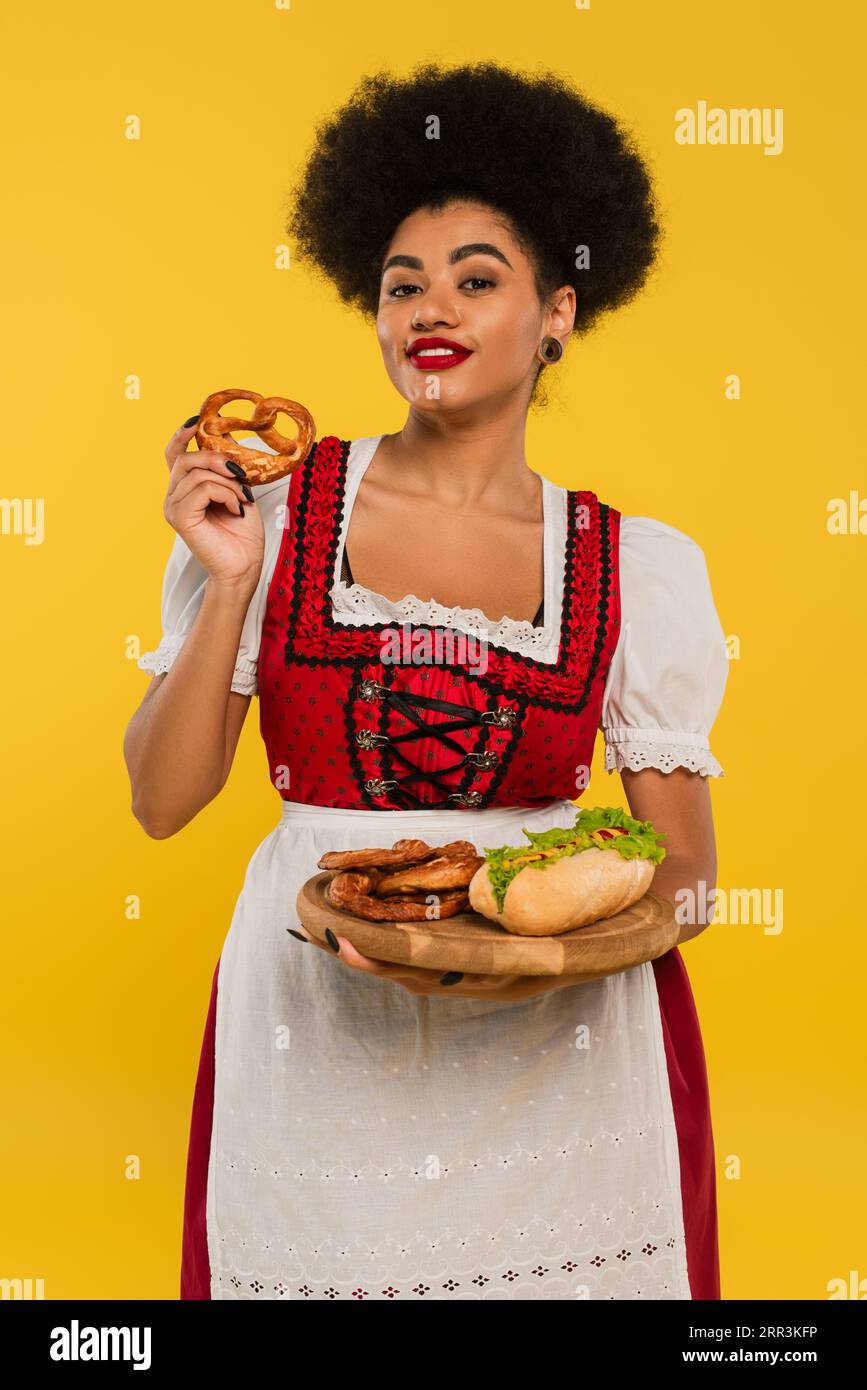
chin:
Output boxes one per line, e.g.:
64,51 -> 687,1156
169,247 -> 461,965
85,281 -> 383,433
406,372 -> 489,406
411,391 -> 484,420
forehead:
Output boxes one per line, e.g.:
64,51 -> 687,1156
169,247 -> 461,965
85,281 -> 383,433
384,200 -> 522,256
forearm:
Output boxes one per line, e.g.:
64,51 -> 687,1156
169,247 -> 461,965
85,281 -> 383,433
650,849 -> 718,946
124,580 -> 254,837
618,766 -> 719,948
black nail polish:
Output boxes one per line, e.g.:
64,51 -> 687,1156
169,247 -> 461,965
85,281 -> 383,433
225,459 -> 248,480
238,502 -> 245,517
286,928 -> 307,943
182,414 -> 200,427
325,928 -> 340,953
440,971 -> 463,986
241,484 -> 255,503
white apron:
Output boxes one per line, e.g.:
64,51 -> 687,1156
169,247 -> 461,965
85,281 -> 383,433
205,796 -> 690,1300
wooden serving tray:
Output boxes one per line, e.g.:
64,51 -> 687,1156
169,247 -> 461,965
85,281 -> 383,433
296,871 -> 678,978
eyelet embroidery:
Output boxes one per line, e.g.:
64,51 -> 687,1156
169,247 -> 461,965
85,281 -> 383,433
331,581 -> 555,658
210,1196 -> 687,1300
137,639 -> 257,695
604,740 -> 725,778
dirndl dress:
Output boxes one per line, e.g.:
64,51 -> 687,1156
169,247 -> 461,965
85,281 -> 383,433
138,432 -> 729,1300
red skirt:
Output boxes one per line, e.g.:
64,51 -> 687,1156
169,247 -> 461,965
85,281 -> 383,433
179,949 -> 720,1300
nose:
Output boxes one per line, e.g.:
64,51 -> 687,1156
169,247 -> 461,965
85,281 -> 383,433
410,281 -> 461,330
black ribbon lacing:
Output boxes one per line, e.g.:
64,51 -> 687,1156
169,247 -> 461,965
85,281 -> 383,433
355,678 -> 517,808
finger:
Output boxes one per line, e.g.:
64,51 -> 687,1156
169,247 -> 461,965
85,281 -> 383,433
169,464 -> 250,508
165,415 -> 204,469
392,973 -> 476,997
432,971 -> 517,995
288,928 -> 366,963
329,936 -> 376,968
165,477 -> 246,521
294,929 -> 511,994
167,451 -> 249,500
162,406 -> 248,483
323,935 -> 445,988
377,959 -> 480,991
286,927 -> 330,953
285,927 -> 344,963
331,936 -> 411,977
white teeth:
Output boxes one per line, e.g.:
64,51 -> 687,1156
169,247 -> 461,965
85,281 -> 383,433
414,347 -> 464,356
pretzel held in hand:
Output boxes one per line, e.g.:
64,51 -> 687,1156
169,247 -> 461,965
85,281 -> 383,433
195,388 -> 316,485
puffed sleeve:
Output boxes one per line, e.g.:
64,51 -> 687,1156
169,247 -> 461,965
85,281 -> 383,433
600,516 -> 729,777
136,440 -> 289,696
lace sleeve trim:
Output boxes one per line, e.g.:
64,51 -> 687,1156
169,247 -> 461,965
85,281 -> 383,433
602,725 -> 725,778
137,638 -> 258,696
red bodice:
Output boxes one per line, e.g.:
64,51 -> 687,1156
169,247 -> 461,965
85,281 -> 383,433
257,437 -> 621,811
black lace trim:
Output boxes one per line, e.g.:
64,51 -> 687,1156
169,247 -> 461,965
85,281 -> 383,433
281,439 -> 318,656
586,502 -> 613,702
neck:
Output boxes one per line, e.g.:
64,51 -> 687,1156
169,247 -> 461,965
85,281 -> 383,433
377,402 -> 539,513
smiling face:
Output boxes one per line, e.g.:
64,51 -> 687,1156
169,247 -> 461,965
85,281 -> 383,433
376,200 -> 575,416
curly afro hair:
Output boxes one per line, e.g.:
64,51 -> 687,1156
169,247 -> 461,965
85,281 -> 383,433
286,61 -> 661,406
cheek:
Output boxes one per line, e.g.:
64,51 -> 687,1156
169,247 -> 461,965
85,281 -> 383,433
376,312 -> 411,370
375,315 -> 390,352
485,299 -> 541,373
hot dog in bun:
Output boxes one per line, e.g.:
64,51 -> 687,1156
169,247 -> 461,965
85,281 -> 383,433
469,806 -> 666,936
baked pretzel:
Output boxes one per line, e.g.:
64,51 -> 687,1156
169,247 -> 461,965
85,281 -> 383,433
318,839 -> 436,872
326,870 -> 469,922
195,388 -> 316,485
375,846 -> 484,895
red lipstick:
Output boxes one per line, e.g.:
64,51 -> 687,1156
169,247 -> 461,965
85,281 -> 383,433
406,336 -> 474,371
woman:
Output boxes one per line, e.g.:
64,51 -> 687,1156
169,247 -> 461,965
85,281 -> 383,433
125,62 -> 728,1301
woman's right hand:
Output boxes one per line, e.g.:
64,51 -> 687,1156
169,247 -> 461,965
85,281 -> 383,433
163,416 -> 265,594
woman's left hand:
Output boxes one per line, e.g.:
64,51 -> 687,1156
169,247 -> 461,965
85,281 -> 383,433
289,927 -> 591,1000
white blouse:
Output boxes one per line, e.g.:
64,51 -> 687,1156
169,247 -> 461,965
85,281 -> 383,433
138,434 -> 728,777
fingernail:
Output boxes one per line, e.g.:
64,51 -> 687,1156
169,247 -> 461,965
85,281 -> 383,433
325,928 -> 340,953
238,502 -> 245,517
440,971 -> 463,986
225,459 -> 247,480
182,414 -> 200,428
286,928 -> 307,943
241,484 -> 255,503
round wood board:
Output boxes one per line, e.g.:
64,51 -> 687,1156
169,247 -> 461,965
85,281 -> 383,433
296,872 -> 678,978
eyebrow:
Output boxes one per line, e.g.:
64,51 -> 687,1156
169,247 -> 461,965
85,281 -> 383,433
381,242 -> 514,275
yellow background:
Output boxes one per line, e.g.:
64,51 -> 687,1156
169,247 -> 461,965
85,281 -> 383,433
2,0 -> 864,1299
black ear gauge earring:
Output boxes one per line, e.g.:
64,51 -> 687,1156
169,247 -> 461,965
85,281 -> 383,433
539,335 -> 564,363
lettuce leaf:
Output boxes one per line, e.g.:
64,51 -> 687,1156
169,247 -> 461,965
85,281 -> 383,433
481,806 -> 666,913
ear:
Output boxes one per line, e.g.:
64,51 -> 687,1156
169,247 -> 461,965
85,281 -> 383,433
546,284 -> 577,340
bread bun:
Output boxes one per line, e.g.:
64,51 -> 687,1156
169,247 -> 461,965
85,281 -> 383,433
468,847 -> 654,936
